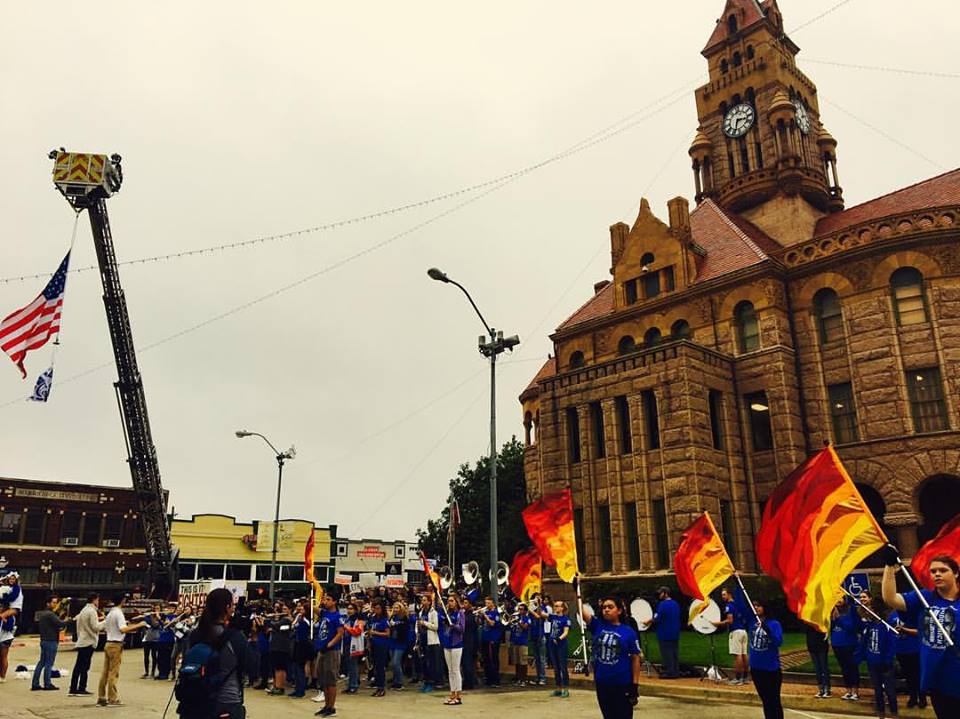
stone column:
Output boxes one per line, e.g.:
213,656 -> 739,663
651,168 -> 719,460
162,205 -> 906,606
886,512 -> 921,560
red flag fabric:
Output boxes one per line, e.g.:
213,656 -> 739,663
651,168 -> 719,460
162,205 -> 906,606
420,551 -> 440,592
674,512 -> 735,601
509,546 -> 542,601
522,489 -> 579,583
911,514 -> 960,590
756,446 -> 887,631
304,528 -> 323,604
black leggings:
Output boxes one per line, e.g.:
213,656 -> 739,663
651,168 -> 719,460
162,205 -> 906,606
596,683 -> 633,719
143,641 -> 158,674
931,691 -> 960,719
752,668 -> 784,719
833,645 -> 860,689
867,662 -> 897,716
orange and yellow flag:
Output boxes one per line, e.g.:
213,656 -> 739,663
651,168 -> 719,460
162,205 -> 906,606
522,489 -> 579,583
304,528 -> 323,605
509,546 -> 542,601
756,446 -> 887,631
674,512 -> 735,602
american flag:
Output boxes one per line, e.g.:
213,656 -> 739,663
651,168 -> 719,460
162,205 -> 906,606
0,252 -> 70,378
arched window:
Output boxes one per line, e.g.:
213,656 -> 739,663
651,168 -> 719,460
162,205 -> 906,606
745,87 -> 756,104
733,51 -> 742,67
617,336 -> 637,355
671,320 -> 691,340
747,45 -> 755,60
720,59 -> 729,74
569,351 -> 585,369
813,288 -> 843,343
524,411 -> 534,447
644,327 -> 662,348
640,252 -> 655,268
728,15 -> 738,34
734,301 -> 760,352
891,267 -> 929,326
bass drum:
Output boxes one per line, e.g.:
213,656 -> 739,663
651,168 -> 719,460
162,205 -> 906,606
689,598 -> 722,635
630,598 -> 653,631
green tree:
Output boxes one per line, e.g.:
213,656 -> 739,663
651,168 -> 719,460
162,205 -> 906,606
417,437 -> 529,579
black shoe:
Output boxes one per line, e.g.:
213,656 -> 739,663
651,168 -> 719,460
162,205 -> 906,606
76,690 -> 93,695
315,708 -> 332,717
42,685 -> 60,691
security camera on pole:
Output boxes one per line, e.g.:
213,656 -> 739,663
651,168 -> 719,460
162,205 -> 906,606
427,268 -> 519,594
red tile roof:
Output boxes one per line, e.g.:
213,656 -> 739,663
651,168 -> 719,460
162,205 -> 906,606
522,356 -> 557,397
814,167 -> 960,238
703,0 -> 766,54
691,199 -> 780,281
555,280 -> 615,332
554,200 -> 778,333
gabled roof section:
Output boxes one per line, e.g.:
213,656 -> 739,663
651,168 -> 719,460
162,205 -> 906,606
555,278 -> 615,332
814,168 -> 960,238
522,356 -> 558,397
691,200 -> 780,281
703,0 -> 766,55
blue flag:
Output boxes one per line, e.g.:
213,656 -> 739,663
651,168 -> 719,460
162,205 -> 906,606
28,366 -> 54,402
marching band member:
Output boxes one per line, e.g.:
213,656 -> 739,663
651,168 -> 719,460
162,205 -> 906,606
439,594 -> 466,705
388,601 -> 409,690
290,600 -> 313,698
367,600 -> 390,697
830,595 -> 862,701
883,551 -> 960,719
0,571 -> 23,683
747,598 -> 784,719
343,602 -> 365,694
509,603 -> 531,686
417,595 -> 442,692
528,594 -> 547,685
581,596 -> 642,719
547,600 -> 571,697
711,587 -> 749,686
460,597 -> 479,690
857,592 -> 898,719
480,596 -> 503,687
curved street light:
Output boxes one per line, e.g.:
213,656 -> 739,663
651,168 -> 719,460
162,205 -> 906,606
236,430 -> 296,601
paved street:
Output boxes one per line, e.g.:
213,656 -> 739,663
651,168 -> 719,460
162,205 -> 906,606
3,638 -> 869,719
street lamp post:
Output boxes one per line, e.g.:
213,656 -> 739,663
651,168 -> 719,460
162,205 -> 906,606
427,268 -> 519,594
235,430 -> 296,602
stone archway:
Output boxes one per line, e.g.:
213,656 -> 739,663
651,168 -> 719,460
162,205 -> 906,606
917,474 -> 960,545
856,483 -> 890,568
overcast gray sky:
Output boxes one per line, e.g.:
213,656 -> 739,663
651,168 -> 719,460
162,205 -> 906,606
1,1 -> 956,544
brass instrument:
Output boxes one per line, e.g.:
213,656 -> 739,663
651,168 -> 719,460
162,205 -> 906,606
462,561 -> 480,587
495,561 -> 510,598
438,566 -> 454,592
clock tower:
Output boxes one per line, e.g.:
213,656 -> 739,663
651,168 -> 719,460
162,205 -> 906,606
689,0 -> 844,245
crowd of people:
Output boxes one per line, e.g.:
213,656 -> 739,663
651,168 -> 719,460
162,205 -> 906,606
1,549 -> 957,719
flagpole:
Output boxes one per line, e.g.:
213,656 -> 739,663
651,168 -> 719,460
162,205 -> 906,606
893,552 -> 955,648
734,573 -> 761,628
841,587 -> 897,633
574,575 -> 590,676
310,583 -> 315,640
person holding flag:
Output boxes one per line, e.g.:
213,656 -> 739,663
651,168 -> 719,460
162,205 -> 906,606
746,596 -> 784,719
438,593 -> 465,706
857,592 -> 898,719
882,546 -> 960,718
580,597 -> 642,719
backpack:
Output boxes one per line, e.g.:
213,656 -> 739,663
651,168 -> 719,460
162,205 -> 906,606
175,637 -> 234,718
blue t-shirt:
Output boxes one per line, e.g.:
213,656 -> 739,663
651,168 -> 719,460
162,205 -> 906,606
294,616 -> 311,643
904,589 -> 960,698
480,608 -> 503,642
369,617 -> 390,649
725,601 -> 746,632
157,614 -> 177,643
588,617 -> 641,686
510,617 -> 530,646
388,616 -> 408,652
654,599 -> 680,642
830,607 -> 861,648
860,619 -> 896,666
890,610 -> 920,655
314,609 -> 343,652
550,614 -> 571,642
748,619 -> 782,671
439,609 -> 465,650
528,612 -> 543,642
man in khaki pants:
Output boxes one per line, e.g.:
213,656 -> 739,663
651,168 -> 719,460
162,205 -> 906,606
99,593 -> 146,707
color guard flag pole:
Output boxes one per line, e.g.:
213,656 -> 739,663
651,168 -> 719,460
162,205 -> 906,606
890,546 -> 955,648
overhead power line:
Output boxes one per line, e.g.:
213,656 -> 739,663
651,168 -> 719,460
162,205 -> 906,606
803,58 -> 960,80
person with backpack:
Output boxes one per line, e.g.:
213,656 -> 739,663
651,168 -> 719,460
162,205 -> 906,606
177,587 -> 258,719
343,602 -> 365,694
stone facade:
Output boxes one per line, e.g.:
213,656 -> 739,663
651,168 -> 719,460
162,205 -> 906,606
520,0 -> 960,585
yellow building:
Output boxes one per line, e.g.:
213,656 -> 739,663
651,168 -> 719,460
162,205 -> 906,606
171,514 -> 336,591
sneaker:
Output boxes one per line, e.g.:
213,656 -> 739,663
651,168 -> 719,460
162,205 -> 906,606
76,690 -> 94,696
561,689 -> 569,698
107,700 -> 123,706
315,709 -> 333,717
552,689 -> 563,697
97,699 -> 109,706
841,693 -> 853,700
312,693 -> 325,702
823,691 -> 832,698
42,685 -> 59,691
850,693 -> 860,701
537,679 -> 547,686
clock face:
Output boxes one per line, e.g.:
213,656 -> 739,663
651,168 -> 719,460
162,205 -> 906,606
723,103 -> 755,138
793,99 -> 811,134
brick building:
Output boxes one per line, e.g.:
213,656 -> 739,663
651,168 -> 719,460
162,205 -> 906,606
0,477 -> 155,627
520,0 -> 960,586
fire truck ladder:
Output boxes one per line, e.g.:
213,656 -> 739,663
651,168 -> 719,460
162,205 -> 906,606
50,151 -> 175,596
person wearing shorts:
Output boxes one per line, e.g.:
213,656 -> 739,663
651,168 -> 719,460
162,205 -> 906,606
312,594 -> 343,716
716,587 -> 749,685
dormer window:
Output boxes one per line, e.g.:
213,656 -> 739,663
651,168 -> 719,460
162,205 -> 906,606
727,15 -> 738,34
569,351 -> 585,369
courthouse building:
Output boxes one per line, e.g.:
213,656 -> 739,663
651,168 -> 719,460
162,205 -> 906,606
520,0 -> 960,583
